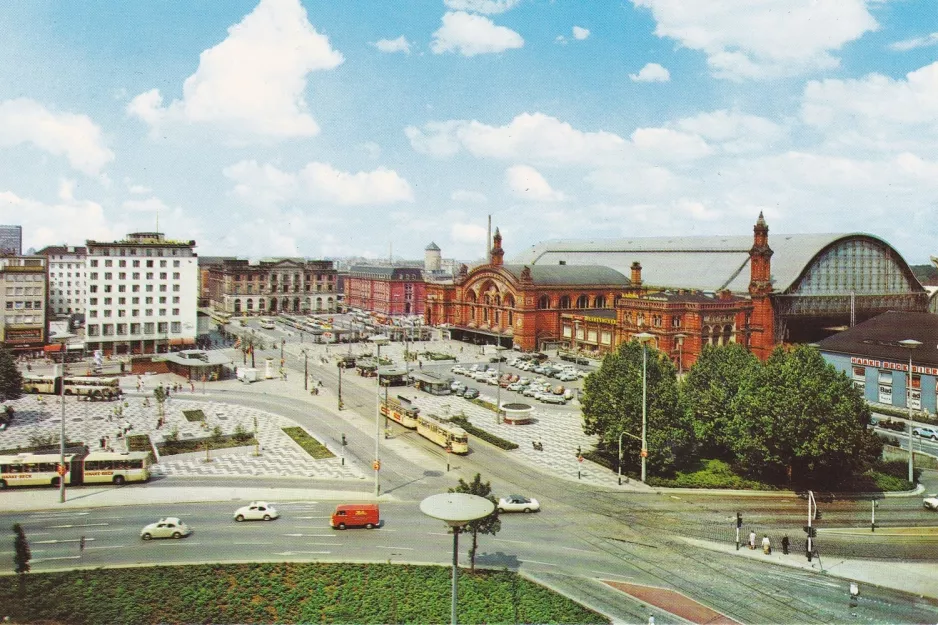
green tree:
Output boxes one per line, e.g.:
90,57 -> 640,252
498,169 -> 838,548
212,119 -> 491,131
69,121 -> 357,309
12,522 -> 30,575
581,340 -> 693,477
153,386 -> 166,419
681,343 -> 760,458
0,348 -> 24,402
448,473 -> 500,572
239,332 -> 265,368
729,345 -> 881,487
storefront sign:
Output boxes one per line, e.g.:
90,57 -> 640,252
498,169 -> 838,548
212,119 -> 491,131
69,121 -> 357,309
851,356 -> 938,377
4,328 -> 43,344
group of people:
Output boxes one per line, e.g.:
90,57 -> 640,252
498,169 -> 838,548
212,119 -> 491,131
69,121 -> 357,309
748,530 -> 791,555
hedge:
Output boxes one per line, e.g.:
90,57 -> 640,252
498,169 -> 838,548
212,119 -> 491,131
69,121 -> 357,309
0,563 -> 608,625
450,415 -> 519,450
870,404 -> 937,425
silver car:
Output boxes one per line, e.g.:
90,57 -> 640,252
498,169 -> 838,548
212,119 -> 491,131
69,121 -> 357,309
233,501 -> 280,522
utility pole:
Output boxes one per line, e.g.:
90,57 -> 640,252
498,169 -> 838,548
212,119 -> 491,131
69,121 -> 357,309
304,350 -> 308,391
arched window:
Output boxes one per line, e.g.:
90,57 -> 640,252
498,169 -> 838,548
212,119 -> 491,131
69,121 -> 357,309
505,295 -> 515,308
576,295 -> 589,309
538,295 -> 550,309
466,290 -> 477,303
508,310 -> 513,326
246,298 -> 254,311
483,295 -> 491,306
722,324 -> 733,344
711,326 -> 721,346
495,295 -> 501,307
234,300 -> 242,313
594,295 -> 606,308
559,295 -> 571,309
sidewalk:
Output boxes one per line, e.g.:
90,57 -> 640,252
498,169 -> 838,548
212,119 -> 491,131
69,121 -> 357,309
681,535 -> 938,600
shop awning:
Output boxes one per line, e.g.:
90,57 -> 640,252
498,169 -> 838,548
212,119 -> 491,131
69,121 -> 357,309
43,344 -> 64,353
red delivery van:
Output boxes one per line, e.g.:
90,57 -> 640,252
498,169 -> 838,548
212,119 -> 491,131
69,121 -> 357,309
331,503 -> 380,530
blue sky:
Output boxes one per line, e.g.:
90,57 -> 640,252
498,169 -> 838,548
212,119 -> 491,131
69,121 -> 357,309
0,0 -> 936,264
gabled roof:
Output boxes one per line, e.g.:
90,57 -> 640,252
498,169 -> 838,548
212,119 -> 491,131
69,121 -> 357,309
817,311 -> 938,367
511,233 -> 899,293
497,264 -> 630,287
425,242 -> 441,252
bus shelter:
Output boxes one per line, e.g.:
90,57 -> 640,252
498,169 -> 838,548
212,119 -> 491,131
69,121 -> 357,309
411,372 -> 453,395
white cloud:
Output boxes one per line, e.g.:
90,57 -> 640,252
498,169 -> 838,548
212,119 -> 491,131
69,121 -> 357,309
451,222 -> 488,244
127,0 -> 344,140
675,109 -> 786,153
224,160 -> 414,207
555,35 -> 567,45
122,197 -> 172,213
372,36 -> 412,54
0,98 -> 114,175
888,32 -> 938,52
505,165 -> 567,201
629,63 -> 670,83
632,0 -> 879,80
0,189 -> 119,249
630,127 -> 712,161
451,189 -> 488,203
572,26 -> 590,40
431,11 -> 524,57
127,183 -> 152,195
406,112 -> 627,166
443,0 -> 521,15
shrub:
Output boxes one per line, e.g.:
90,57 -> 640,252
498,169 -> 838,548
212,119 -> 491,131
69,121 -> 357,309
871,404 -> 937,425
449,415 -> 518,450
233,423 -> 252,443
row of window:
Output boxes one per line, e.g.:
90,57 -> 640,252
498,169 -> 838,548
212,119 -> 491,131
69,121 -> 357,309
5,287 -> 42,296
233,273 -> 334,282
90,284 -> 180,294
89,308 -> 180,318
1,274 -> 43,282
91,258 -> 180,268
3,314 -> 41,324
4,301 -> 42,309
89,271 -> 181,280
90,296 -> 179,305
87,322 -> 182,337
92,248 -> 189,257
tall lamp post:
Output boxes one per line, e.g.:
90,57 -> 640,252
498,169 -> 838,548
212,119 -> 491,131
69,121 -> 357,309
52,332 -> 76,504
494,345 -> 505,424
899,339 -> 922,483
302,349 -> 309,391
420,493 -> 495,625
635,332 -> 655,484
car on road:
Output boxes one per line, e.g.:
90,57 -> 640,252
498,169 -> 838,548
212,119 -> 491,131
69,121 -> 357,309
454,386 -> 467,397
912,426 -> 938,440
140,517 -> 192,540
234,501 -> 280,522
451,380 -> 466,393
497,495 -> 540,513
924,494 -> 938,511
260,322 -> 276,330
451,366 -> 466,375
463,388 -> 480,400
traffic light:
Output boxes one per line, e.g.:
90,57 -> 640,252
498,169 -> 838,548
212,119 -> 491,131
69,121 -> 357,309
803,525 -> 817,538
736,513 -> 743,529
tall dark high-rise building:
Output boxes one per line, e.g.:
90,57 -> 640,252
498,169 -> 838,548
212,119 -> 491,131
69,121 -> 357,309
0,225 -> 22,255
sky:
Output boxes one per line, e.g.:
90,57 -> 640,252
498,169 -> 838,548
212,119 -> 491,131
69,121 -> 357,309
0,0 -> 936,264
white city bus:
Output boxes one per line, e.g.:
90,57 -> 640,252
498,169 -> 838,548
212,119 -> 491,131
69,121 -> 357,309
62,376 -> 121,400
0,450 -> 150,489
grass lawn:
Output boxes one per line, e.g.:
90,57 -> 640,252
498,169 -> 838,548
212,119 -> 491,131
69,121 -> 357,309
283,426 -> 335,459
0,563 -> 608,625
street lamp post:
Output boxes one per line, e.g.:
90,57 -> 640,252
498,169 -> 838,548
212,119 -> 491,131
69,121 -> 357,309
420,493 -> 495,625
303,349 -> 308,391
635,332 -> 655,484
494,345 -> 504,424
51,332 -> 76,504
899,339 -> 922,483
337,361 -> 344,410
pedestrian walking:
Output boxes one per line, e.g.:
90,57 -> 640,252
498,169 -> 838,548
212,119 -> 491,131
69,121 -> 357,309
781,535 -> 790,555
190,382 -> 195,393
748,530 -> 756,550
762,534 -> 771,555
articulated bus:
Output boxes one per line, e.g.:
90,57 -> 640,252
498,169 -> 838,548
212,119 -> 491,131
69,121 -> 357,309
380,395 -> 421,429
21,374 -> 120,400
0,451 -> 150,489
416,414 -> 469,454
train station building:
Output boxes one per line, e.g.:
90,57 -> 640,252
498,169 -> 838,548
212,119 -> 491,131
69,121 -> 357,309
425,215 -> 928,369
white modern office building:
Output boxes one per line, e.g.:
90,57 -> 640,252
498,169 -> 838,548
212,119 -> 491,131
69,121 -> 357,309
84,232 -> 198,355
36,245 -> 87,317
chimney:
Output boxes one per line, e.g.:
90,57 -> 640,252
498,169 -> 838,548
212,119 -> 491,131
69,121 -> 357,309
630,261 -> 643,286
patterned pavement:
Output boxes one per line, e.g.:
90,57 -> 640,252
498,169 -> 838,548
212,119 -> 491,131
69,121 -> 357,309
0,387 -> 365,482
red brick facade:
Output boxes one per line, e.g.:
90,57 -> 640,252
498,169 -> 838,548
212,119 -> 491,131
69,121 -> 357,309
426,219 -> 776,366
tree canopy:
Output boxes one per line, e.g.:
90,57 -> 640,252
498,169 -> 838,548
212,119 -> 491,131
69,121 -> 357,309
681,343 -> 760,458
581,340 -> 693,476
728,344 -> 881,486
0,349 -> 24,403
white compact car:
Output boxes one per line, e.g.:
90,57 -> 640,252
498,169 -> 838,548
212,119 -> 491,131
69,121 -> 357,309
497,495 -> 541,513
924,494 -> 938,511
233,501 -> 280,522
140,517 -> 192,540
